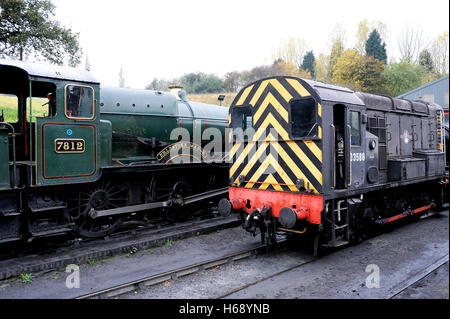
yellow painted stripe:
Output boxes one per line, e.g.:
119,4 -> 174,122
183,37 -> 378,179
253,92 -> 289,124
228,141 -> 243,162
268,79 -> 293,102
245,153 -> 278,188
249,80 -> 270,106
318,103 -> 322,117
286,78 -> 310,97
236,84 -> 254,105
232,141 -> 270,185
254,113 -> 323,169
230,141 -> 254,178
274,142 -> 318,193
258,174 -> 283,191
303,140 -> 323,163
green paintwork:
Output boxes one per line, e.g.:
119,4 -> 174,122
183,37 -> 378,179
35,80 -> 101,186
99,120 -> 112,166
0,128 -> 9,189
99,86 -> 228,159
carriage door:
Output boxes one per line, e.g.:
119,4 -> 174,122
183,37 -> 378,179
347,106 -> 365,189
36,82 -> 100,185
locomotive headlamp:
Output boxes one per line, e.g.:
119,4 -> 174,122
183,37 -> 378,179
218,95 -> 225,106
296,178 -> 305,190
369,139 -> 377,150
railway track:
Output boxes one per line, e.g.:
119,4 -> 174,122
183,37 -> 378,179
75,208 -> 448,300
0,213 -> 240,281
75,243 -> 278,299
387,254 -> 449,299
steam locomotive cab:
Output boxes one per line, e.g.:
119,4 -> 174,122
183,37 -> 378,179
221,76 -> 446,255
1,58 -> 229,244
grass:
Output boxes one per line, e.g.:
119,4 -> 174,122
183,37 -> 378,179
20,272 -> 32,284
187,92 -> 237,107
0,94 -> 49,122
125,246 -> 138,257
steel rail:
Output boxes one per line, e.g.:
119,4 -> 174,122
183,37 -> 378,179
387,253 -> 449,299
74,242 -> 275,299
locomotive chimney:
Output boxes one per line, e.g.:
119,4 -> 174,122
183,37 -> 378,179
169,86 -> 184,101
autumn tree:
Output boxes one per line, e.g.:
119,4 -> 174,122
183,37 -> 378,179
381,61 -> 426,96
313,54 -> 328,83
328,39 -> 344,79
0,0 -> 82,66
332,49 -> 385,93
365,29 -> 387,63
300,51 -> 315,78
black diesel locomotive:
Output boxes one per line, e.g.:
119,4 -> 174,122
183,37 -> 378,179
0,59 -> 228,243
220,76 -> 448,255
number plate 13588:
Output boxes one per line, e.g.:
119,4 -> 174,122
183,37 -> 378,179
55,139 -> 85,153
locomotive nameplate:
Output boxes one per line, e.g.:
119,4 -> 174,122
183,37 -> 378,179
54,138 -> 85,153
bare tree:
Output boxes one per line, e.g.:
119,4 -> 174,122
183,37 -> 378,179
273,37 -> 308,68
119,65 -> 125,88
397,26 -> 424,63
431,31 -> 449,75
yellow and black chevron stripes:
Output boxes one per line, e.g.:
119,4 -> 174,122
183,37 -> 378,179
229,76 -> 323,194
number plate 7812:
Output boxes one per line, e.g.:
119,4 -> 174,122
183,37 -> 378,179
54,139 -> 85,153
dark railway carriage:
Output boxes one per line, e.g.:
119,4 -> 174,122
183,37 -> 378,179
219,76 -> 447,255
0,59 -> 228,243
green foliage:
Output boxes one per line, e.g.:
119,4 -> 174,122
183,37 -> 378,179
300,51 -> 315,78
381,61 -> 426,96
20,272 -> 32,283
179,72 -> 223,94
365,29 -> 387,63
0,0 -> 82,66
419,49 -> 434,73
328,40 -> 344,79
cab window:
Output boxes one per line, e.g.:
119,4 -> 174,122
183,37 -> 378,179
0,93 -> 18,122
231,105 -> 252,130
65,85 -> 94,119
290,97 -> 318,138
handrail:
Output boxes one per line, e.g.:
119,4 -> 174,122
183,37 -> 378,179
330,124 -> 336,190
0,122 -> 17,188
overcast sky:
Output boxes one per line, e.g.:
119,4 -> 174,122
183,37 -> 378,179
52,0 -> 449,89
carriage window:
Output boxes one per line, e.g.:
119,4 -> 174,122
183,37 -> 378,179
350,111 -> 361,145
65,85 -> 94,119
290,98 -> 317,138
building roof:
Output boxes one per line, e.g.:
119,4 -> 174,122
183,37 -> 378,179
0,58 -> 99,83
397,75 -> 449,98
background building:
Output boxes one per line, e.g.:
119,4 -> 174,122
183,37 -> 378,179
398,75 -> 449,127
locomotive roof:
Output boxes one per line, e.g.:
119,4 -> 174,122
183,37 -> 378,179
0,58 -> 99,84
100,86 -> 228,120
233,76 -> 440,115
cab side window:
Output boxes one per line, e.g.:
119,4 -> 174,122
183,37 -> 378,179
231,105 -> 252,130
65,85 -> 94,119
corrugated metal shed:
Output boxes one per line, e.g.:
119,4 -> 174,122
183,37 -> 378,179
397,75 -> 449,111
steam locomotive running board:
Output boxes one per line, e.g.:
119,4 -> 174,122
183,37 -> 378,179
89,187 -> 229,219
